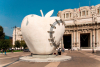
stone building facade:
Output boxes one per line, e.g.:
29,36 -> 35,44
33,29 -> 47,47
12,27 -> 22,45
58,4 -> 100,50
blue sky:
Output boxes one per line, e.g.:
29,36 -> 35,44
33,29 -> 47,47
0,0 -> 100,37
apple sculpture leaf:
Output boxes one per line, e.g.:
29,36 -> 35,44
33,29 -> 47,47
21,10 -> 65,55
45,10 -> 54,17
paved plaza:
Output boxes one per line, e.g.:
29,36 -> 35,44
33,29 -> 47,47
0,50 -> 100,67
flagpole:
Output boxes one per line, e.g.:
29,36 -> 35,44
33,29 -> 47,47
79,3 -> 80,11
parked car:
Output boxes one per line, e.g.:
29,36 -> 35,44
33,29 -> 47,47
23,49 -> 30,52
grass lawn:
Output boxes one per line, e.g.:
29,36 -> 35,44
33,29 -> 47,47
1,50 -> 23,53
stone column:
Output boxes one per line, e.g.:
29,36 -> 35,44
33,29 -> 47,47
90,31 -> 92,49
97,30 -> 100,50
65,13 -> 66,18
76,31 -> 79,48
78,32 -> 80,49
92,29 -> 95,50
75,30 -> 77,47
73,30 -> 75,47
72,31 -> 74,49
95,28 -> 98,48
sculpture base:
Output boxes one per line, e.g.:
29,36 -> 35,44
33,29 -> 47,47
32,55 -> 56,58
19,55 -> 71,62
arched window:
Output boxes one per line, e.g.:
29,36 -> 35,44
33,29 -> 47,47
86,11 -> 88,15
70,13 -> 71,17
97,7 -> 100,14
66,13 -> 69,18
64,11 -> 72,18
82,11 -> 85,16
80,11 -> 81,17
64,14 -> 65,18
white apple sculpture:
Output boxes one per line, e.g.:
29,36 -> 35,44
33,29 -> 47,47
21,10 -> 65,55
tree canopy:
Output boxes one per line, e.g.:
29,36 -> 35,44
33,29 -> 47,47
0,26 -> 5,39
0,26 -> 12,50
15,40 -> 21,48
20,40 -> 27,49
0,39 -> 11,49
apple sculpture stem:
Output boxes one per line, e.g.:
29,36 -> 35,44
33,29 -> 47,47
40,10 -> 44,17
21,10 -> 65,55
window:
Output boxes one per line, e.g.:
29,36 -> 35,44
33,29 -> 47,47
86,11 -> 88,15
82,11 -> 85,16
64,14 -> 65,18
80,12 -> 81,16
97,9 -> 100,14
97,9 -> 99,14
70,13 -> 71,17
66,13 -> 69,18
97,7 -> 100,15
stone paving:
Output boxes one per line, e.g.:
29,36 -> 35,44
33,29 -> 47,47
0,50 -> 100,67
80,51 -> 100,61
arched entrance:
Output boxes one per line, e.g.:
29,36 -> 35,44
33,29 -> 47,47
80,33 -> 90,49
63,34 -> 71,49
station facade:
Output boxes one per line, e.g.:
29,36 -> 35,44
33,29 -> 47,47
58,4 -> 100,50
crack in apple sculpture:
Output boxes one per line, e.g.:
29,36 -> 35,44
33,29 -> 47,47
21,10 -> 65,55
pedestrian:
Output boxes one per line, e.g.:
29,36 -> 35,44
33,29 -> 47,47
12,49 -> 13,53
61,47 -> 65,52
1,49 -> 3,54
68,48 -> 71,53
5,49 -> 7,55
58,48 -> 61,55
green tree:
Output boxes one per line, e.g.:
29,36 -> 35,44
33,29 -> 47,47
9,39 -> 13,48
0,26 -> 5,39
15,40 -> 21,50
20,40 -> 27,49
2,39 -> 11,49
0,25 -> 5,50
23,43 -> 27,49
0,26 -> 12,52
0,39 -> 3,49
0,39 -> 10,51
20,40 -> 25,50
